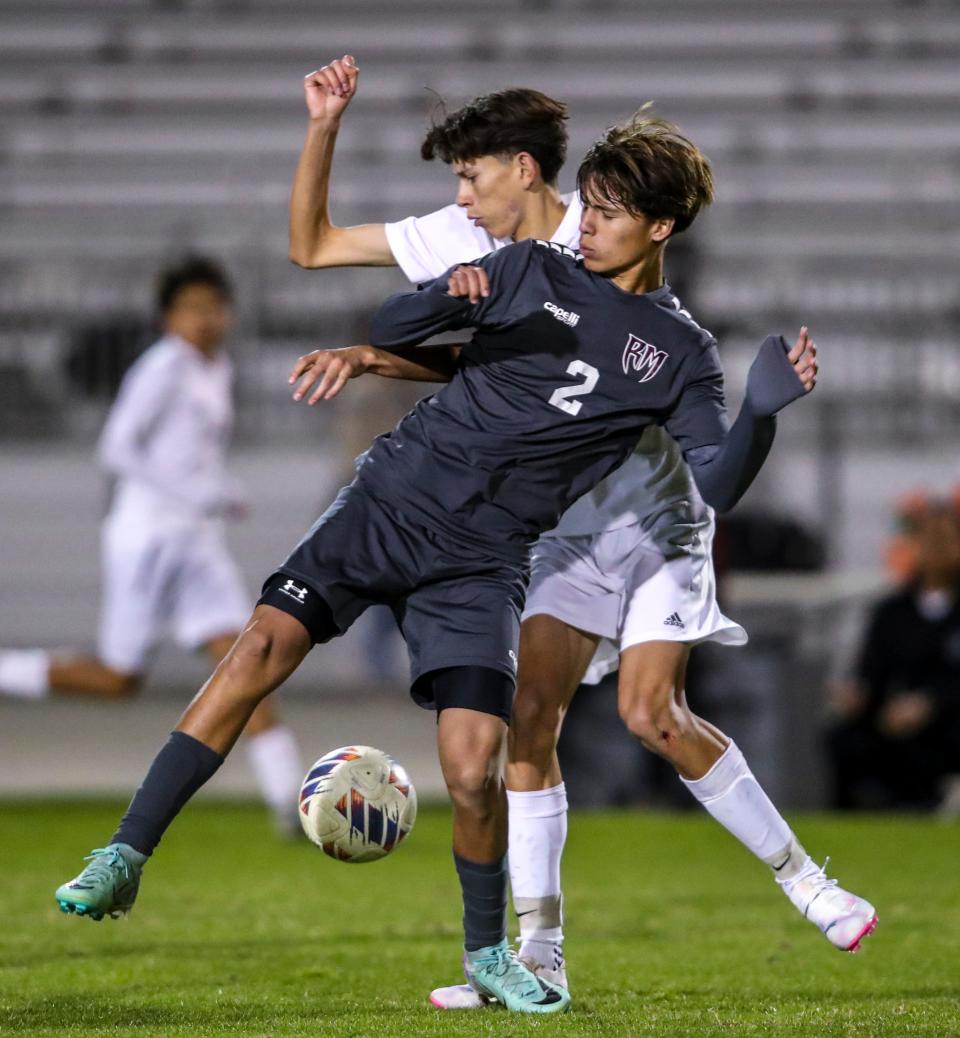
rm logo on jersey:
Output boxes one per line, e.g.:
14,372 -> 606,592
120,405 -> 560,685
622,334 -> 669,383
622,334 -> 668,384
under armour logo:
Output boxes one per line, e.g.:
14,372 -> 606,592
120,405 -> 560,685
279,579 -> 309,603
622,334 -> 669,383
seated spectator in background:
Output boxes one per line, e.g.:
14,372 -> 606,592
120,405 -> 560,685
828,497 -> 960,809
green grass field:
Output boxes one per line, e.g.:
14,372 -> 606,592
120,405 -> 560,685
1,801 -> 958,1038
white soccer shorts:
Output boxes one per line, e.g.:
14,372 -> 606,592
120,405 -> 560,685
522,522 -> 746,686
98,514 -> 251,673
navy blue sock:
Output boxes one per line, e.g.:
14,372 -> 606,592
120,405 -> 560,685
454,853 -> 508,952
110,732 -> 224,856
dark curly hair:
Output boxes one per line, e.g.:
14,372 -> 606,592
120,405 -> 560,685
156,255 -> 233,313
421,88 -> 568,185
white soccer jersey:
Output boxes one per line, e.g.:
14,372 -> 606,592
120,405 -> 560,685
545,420 -> 713,554
98,334 -> 243,525
384,195 -> 710,552
95,334 -> 249,667
385,193 -> 582,285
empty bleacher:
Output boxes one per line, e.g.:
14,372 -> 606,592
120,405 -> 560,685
1,0 -> 958,459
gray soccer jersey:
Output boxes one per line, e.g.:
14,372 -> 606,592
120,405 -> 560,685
363,240 -> 730,562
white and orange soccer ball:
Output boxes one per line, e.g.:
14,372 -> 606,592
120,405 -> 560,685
298,745 -> 417,863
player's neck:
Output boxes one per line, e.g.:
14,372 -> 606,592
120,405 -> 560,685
513,185 -> 567,243
609,250 -> 665,296
170,331 -> 222,361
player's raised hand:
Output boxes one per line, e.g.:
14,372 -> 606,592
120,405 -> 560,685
787,326 -> 818,394
447,265 -> 490,304
745,330 -> 818,416
289,345 -> 375,403
303,55 -> 359,121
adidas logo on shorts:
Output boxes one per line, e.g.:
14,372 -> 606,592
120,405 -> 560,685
663,612 -> 685,629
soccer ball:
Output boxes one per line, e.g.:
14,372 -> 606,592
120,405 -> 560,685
298,745 -> 417,863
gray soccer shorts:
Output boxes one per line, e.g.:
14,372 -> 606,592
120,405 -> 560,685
258,482 -> 528,717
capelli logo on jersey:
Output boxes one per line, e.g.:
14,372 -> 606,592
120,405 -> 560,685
544,301 -> 580,328
622,334 -> 669,383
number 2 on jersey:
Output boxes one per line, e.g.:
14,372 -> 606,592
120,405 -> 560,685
548,360 -> 599,416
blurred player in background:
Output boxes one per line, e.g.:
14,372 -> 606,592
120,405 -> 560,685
0,256 -> 303,836
287,56 -> 876,1006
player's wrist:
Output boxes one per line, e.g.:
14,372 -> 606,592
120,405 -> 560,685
357,345 -> 383,373
306,113 -> 342,131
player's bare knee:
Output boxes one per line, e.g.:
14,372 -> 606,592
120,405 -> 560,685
620,681 -> 685,749
240,608 -> 308,661
444,759 -> 500,819
620,703 -> 658,745
227,624 -> 274,665
216,623 -> 294,690
510,684 -> 564,755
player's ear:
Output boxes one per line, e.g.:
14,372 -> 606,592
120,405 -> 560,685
650,216 -> 675,243
514,151 -> 541,188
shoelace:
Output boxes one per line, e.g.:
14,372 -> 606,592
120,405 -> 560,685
787,856 -> 835,894
798,857 -> 843,917
806,857 -> 838,892
81,847 -> 130,884
473,950 -> 541,1000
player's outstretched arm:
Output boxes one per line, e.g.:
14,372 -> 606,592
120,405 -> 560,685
288,55 -> 394,269
677,327 -> 818,513
369,246 -> 528,348
368,265 -> 483,347
288,344 -> 460,403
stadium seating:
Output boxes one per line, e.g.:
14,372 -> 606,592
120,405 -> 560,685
1,0 -> 958,456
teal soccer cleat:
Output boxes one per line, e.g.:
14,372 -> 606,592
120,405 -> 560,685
55,844 -> 147,921
463,939 -> 570,1014
430,943 -> 569,1010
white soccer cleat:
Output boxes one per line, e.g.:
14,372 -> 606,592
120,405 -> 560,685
428,983 -> 493,1010
782,858 -> 878,952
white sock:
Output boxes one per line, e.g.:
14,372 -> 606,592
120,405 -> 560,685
0,650 -> 50,699
773,835 -> 817,890
681,741 -> 808,878
245,724 -> 303,817
507,783 -> 567,947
